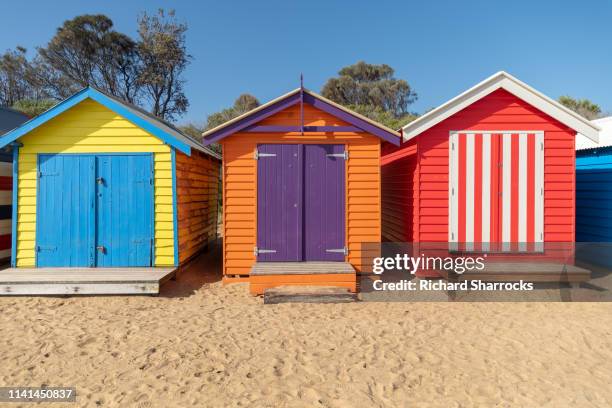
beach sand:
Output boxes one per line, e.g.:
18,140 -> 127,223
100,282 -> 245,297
1,247 -> 611,407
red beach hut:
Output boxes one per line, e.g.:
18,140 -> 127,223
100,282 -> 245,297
381,72 -> 600,282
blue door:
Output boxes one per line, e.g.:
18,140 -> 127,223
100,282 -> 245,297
37,155 -> 95,267
37,154 -> 153,267
95,155 -> 153,267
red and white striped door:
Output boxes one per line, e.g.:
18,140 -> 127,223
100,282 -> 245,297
449,131 -> 544,252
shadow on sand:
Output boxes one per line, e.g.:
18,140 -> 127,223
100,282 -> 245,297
159,239 -> 224,298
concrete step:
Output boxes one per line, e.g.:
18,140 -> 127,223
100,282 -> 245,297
263,285 -> 358,304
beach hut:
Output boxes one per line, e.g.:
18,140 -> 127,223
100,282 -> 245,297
381,71 -> 600,282
202,86 -> 400,295
0,87 -> 220,278
0,107 -> 29,262
576,116 -> 612,150
576,117 -> 612,266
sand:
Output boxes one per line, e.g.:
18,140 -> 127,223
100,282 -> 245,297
1,249 -> 612,407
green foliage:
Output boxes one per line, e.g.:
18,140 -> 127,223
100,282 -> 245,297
321,61 -> 417,129
347,104 -> 418,130
206,94 -> 260,130
11,98 -> 57,117
179,122 -> 221,155
558,95 -> 601,120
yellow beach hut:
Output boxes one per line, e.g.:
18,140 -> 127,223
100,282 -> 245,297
0,87 -> 219,294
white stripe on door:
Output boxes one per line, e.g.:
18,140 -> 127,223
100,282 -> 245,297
518,132 -> 528,251
465,133 -> 475,251
502,133 -> 512,250
481,133 -> 491,249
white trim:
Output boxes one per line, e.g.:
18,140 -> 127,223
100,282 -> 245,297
402,71 -> 600,143
535,131 -> 545,244
502,133 -> 512,247
481,133 -> 491,245
449,132 -> 459,243
465,134 -> 474,251
518,132 -> 528,251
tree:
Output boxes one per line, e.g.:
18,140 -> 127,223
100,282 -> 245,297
321,61 -> 418,128
0,47 -> 46,106
2,11 -> 192,122
37,14 -> 140,101
12,98 -> 56,117
137,9 -> 190,121
558,96 -> 601,120
205,93 -> 260,130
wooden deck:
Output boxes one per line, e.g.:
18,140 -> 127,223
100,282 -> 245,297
438,262 -> 591,284
0,267 -> 176,296
250,262 -> 356,295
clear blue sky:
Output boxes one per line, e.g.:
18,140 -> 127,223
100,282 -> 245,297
1,0 -> 611,125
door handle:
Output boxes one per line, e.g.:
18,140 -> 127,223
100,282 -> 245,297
96,245 -> 106,253
96,177 -> 105,185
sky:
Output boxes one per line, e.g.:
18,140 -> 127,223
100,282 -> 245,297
1,0 -> 611,125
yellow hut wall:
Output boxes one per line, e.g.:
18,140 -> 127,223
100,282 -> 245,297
221,104 -> 382,278
15,98 -> 175,267
176,150 -> 220,263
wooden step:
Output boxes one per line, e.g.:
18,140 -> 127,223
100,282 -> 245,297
264,285 -> 358,304
0,267 -> 176,296
251,262 -> 355,275
249,262 -> 357,295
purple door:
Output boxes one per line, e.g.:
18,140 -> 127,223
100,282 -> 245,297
257,144 -> 302,261
304,145 -> 346,261
257,144 -> 346,262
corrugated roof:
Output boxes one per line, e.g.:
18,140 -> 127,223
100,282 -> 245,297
0,107 -> 29,136
576,116 -> 612,151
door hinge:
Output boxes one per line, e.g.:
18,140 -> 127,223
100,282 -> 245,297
451,232 -> 454,240
326,151 -> 349,160
254,150 -> 277,160
325,246 -> 349,256
254,247 -> 277,255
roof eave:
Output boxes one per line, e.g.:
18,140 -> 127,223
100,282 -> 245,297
402,71 -> 600,143
0,87 -> 223,159
201,88 -> 400,146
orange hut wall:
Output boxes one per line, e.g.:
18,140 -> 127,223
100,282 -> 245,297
176,150 -> 220,264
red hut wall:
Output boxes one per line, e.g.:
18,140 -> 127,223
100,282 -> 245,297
382,89 -> 576,248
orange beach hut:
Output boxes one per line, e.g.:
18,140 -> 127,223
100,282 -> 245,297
203,87 -> 400,295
